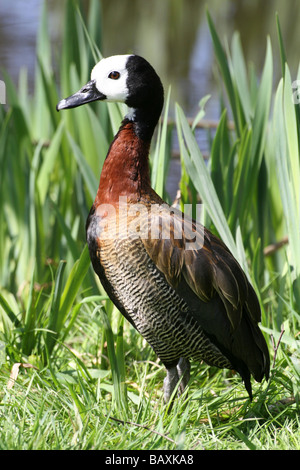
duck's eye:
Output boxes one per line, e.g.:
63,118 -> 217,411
108,71 -> 120,80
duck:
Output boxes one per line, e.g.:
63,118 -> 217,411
56,54 -> 270,403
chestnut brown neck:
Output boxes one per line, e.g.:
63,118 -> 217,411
94,119 -> 152,205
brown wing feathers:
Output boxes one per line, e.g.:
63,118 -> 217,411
143,212 -> 253,331
142,208 -> 269,394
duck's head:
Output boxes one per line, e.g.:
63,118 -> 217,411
56,54 -> 164,138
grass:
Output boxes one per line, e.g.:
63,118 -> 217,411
0,1 -> 299,450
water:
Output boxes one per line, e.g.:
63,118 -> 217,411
2,1 -> 299,112
0,1 -> 40,78
1,0 -> 300,198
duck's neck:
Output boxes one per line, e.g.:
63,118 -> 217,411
95,117 -> 153,205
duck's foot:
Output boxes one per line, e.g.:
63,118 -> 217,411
163,357 -> 190,403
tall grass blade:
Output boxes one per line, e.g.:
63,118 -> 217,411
67,133 -> 98,199
21,267 -> 36,356
206,9 -> 243,136
45,260 -> 67,358
231,32 -> 252,123
37,121 -> 65,204
100,309 -> 128,415
0,292 -> 21,332
273,68 -> 300,304
276,13 -> 287,78
283,65 -> 300,216
152,86 -> 172,197
175,104 -> 245,267
56,244 -> 91,333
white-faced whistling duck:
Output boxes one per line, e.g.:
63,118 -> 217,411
57,54 -> 270,403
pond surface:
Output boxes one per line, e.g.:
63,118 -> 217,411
1,0 -> 300,113
1,0 -> 300,197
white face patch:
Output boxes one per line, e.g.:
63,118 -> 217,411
91,55 -> 132,103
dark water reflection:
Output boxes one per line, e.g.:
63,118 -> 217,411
1,0 -> 300,197
1,0 -> 300,114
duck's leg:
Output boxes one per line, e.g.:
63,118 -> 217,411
176,357 -> 190,395
163,367 -> 179,403
163,357 -> 190,403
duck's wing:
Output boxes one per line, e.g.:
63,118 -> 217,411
141,204 -> 270,392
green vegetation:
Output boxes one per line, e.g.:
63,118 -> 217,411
0,2 -> 299,450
